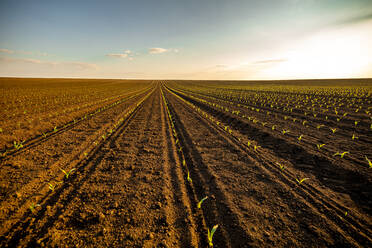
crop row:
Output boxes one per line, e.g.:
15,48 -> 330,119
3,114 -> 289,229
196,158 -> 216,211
2,89 -> 155,234
0,86 -> 153,158
161,88 -> 219,247
167,85 -> 371,169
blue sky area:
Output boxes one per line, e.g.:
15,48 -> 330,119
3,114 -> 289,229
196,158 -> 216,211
0,0 -> 371,79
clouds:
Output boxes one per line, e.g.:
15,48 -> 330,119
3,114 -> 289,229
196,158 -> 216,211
106,50 -> 133,60
106,53 -> 129,58
0,48 -> 48,56
252,58 -> 287,65
0,56 -> 99,77
148,47 -> 178,54
0,49 -> 14,54
148,48 -> 168,54
106,47 -> 179,60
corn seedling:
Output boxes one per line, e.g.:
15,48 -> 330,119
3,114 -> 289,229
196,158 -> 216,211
354,121 -> 359,126
316,144 -> 325,150
53,126 -> 58,132
277,163 -> 285,172
297,135 -> 303,142
330,128 -> 337,134
271,125 -> 276,130
13,141 -> 23,150
253,145 -> 260,152
197,196 -> 208,209
59,167 -> 76,179
296,177 -> 309,185
42,132 -> 47,138
352,134 -> 358,140
365,156 -> 372,168
302,120 -> 307,126
30,203 -> 41,213
48,183 -> 56,191
333,151 -> 349,158
187,170 -> 192,183
316,124 -> 324,129
281,130 -> 290,135
208,224 -> 219,247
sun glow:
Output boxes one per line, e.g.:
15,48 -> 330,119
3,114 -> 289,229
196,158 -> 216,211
259,20 -> 372,79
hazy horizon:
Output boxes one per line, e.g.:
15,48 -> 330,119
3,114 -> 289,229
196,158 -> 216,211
1,0 -> 372,80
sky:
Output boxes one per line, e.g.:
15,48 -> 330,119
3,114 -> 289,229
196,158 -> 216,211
0,0 -> 372,80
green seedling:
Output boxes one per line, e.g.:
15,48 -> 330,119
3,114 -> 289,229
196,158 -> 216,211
354,121 -> 358,126
247,141 -> 251,147
316,124 -> 324,129
281,130 -> 290,135
296,177 -> 309,185
365,156 -> 372,168
59,167 -> 76,179
277,163 -> 285,172
316,144 -> 325,150
253,145 -> 260,152
187,170 -> 192,183
297,135 -> 303,142
345,211 -> 348,216
197,196 -> 208,209
42,132 -> 47,138
352,134 -> 358,140
48,183 -> 56,191
330,128 -> 337,134
271,125 -> 276,130
302,120 -> 307,126
13,141 -> 23,150
30,203 -> 41,213
53,126 -> 58,132
208,224 -> 219,247
261,122 -> 267,127
178,146 -> 183,152
333,151 -> 349,158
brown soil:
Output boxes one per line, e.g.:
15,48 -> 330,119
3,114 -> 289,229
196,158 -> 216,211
0,80 -> 371,247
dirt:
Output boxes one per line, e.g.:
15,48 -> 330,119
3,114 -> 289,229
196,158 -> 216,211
0,80 -> 371,247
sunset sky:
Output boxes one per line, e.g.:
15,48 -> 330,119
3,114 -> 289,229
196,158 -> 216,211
0,0 -> 371,80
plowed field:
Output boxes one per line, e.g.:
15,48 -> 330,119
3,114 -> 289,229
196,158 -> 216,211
0,78 -> 371,247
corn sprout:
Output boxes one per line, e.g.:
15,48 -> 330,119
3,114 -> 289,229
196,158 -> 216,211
197,196 -> 208,209
208,224 -> 219,247
296,178 -> 309,185
59,167 -> 76,179
333,151 -> 349,158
